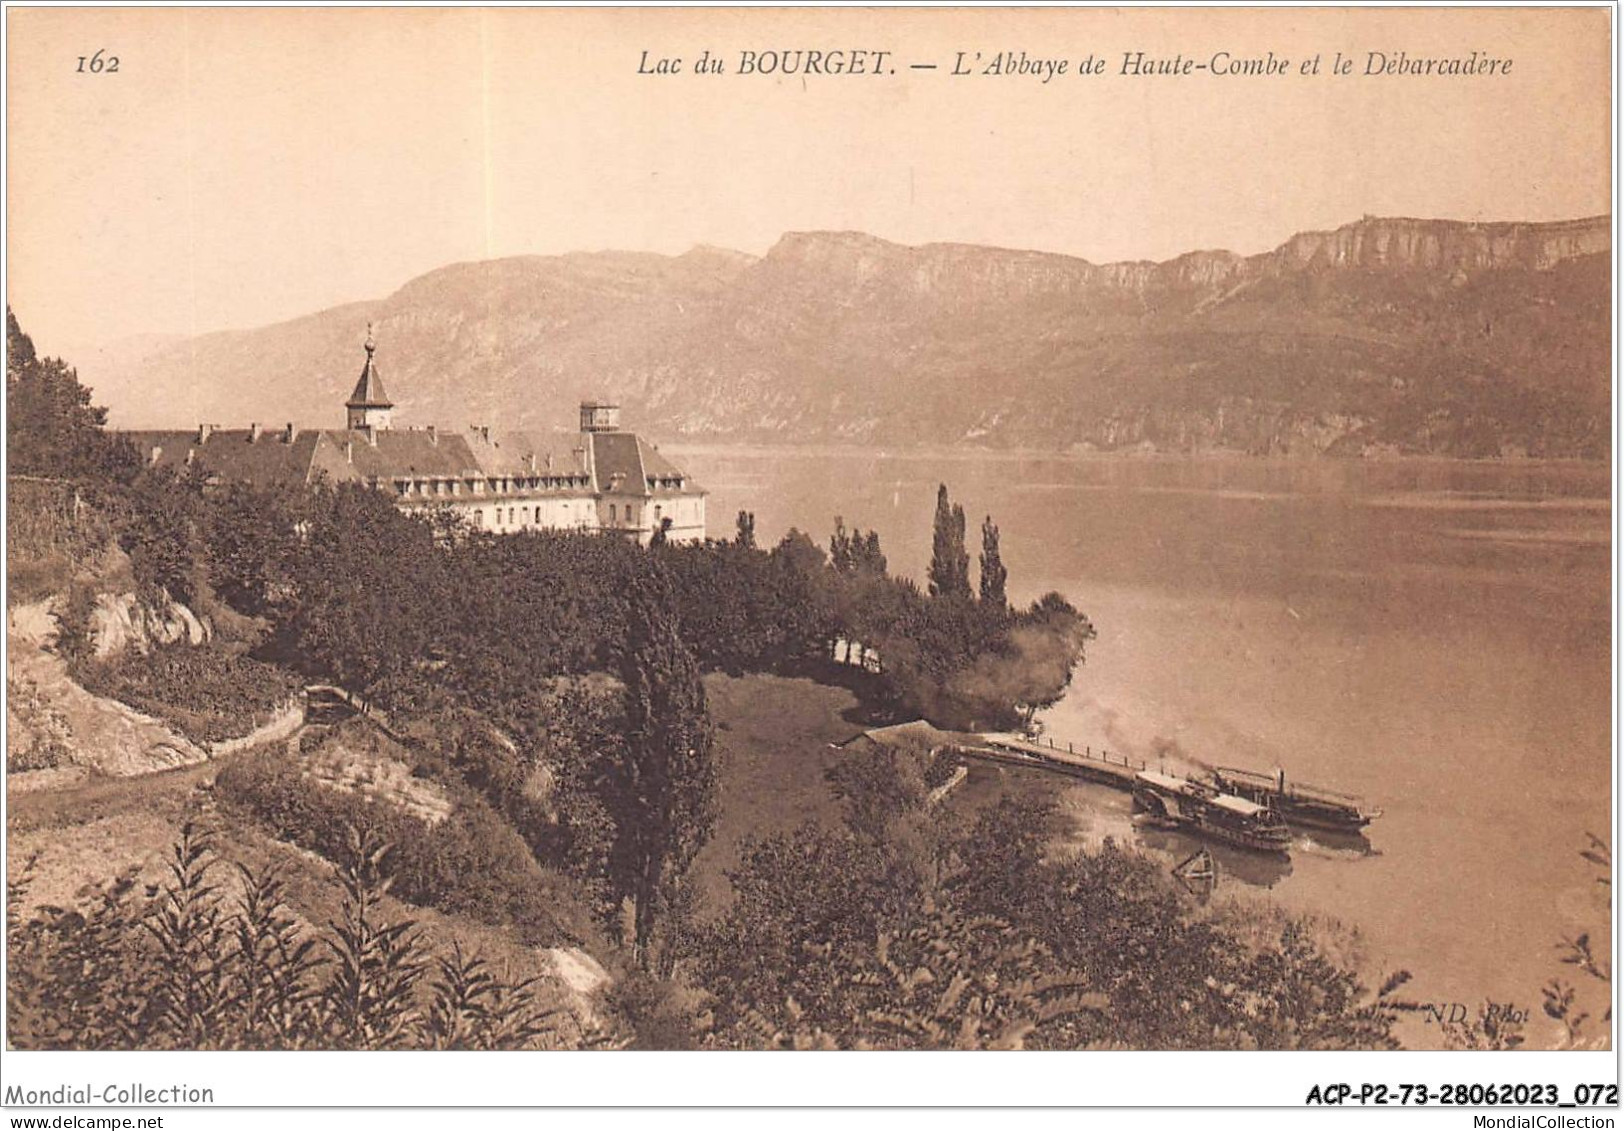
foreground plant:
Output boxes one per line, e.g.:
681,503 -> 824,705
6,823 -> 580,1050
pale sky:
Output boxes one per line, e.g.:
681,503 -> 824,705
6,6 -> 1612,358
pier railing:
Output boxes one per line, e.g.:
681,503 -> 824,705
959,733 -> 1149,788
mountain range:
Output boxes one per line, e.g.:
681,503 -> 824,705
74,215 -> 1611,458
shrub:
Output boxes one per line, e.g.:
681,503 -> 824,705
693,798 -> 1407,1051
216,747 -> 596,946
52,580 -> 99,665
6,824 -> 577,1050
6,478 -> 113,605
75,643 -> 300,745
6,862 -> 161,1049
6,676 -> 73,772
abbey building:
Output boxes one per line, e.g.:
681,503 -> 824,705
126,337 -> 707,545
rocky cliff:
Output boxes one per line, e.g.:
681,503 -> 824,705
77,215 -> 1611,458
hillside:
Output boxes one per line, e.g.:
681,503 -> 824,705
77,216 -> 1611,458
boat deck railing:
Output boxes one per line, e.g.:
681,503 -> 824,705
1212,764 -> 1365,805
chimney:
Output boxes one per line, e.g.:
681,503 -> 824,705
426,425 -> 438,447
149,445 -> 162,466
345,440 -> 354,464
197,423 -> 214,444
480,425 -> 491,444
545,452 -> 554,471
527,452 -> 538,472
248,423 -> 262,442
366,427 -> 378,447
283,422 -> 297,444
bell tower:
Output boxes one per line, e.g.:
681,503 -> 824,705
579,401 -> 621,432
346,325 -> 394,432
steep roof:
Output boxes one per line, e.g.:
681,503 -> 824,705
588,431 -> 648,497
127,429 -> 326,488
307,428 -> 595,484
346,345 -> 392,408
585,432 -> 706,496
121,424 -> 697,497
471,430 -> 593,479
638,437 -> 704,493
311,430 -> 480,482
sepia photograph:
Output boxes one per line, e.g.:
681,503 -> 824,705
1,1 -> 1616,1115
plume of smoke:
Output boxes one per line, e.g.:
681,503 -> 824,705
945,621 -> 1090,729
1149,734 -> 1215,776
1094,703 -> 1138,757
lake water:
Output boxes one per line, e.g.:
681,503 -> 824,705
672,447 -> 1612,1048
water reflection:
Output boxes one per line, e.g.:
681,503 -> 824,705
1132,824 -> 1295,889
1293,826 -> 1377,858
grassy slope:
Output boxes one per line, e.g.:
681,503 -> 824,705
7,761 -> 216,912
690,673 -> 861,919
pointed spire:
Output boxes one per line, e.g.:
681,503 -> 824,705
347,324 -> 392,409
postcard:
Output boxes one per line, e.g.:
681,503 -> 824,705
3,3 -> 1614,1121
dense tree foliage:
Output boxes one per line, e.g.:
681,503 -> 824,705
609,567 -> 719,969
6,309 -> 139,484
276,484 -> 449,704
694,751 -> 1407,1050
62,456 -> 1092,733
979,515 -> 1008,609
928,483 -> 971,600
830,517 -> 886,578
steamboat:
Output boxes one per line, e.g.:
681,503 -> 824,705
1206,765 -> 1381,832
1132,770 -> 1293,855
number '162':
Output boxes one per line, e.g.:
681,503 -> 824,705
76,50 -> 119,74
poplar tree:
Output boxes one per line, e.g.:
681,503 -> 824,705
856,530 -> 887,577
979,515 -> 1008,609
830,516 -> 854,574
612,565 -> 719,970
928,484 -> 971,600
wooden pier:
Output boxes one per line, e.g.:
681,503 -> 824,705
837,720 -> 1152,793
946,732 -> 1147,790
